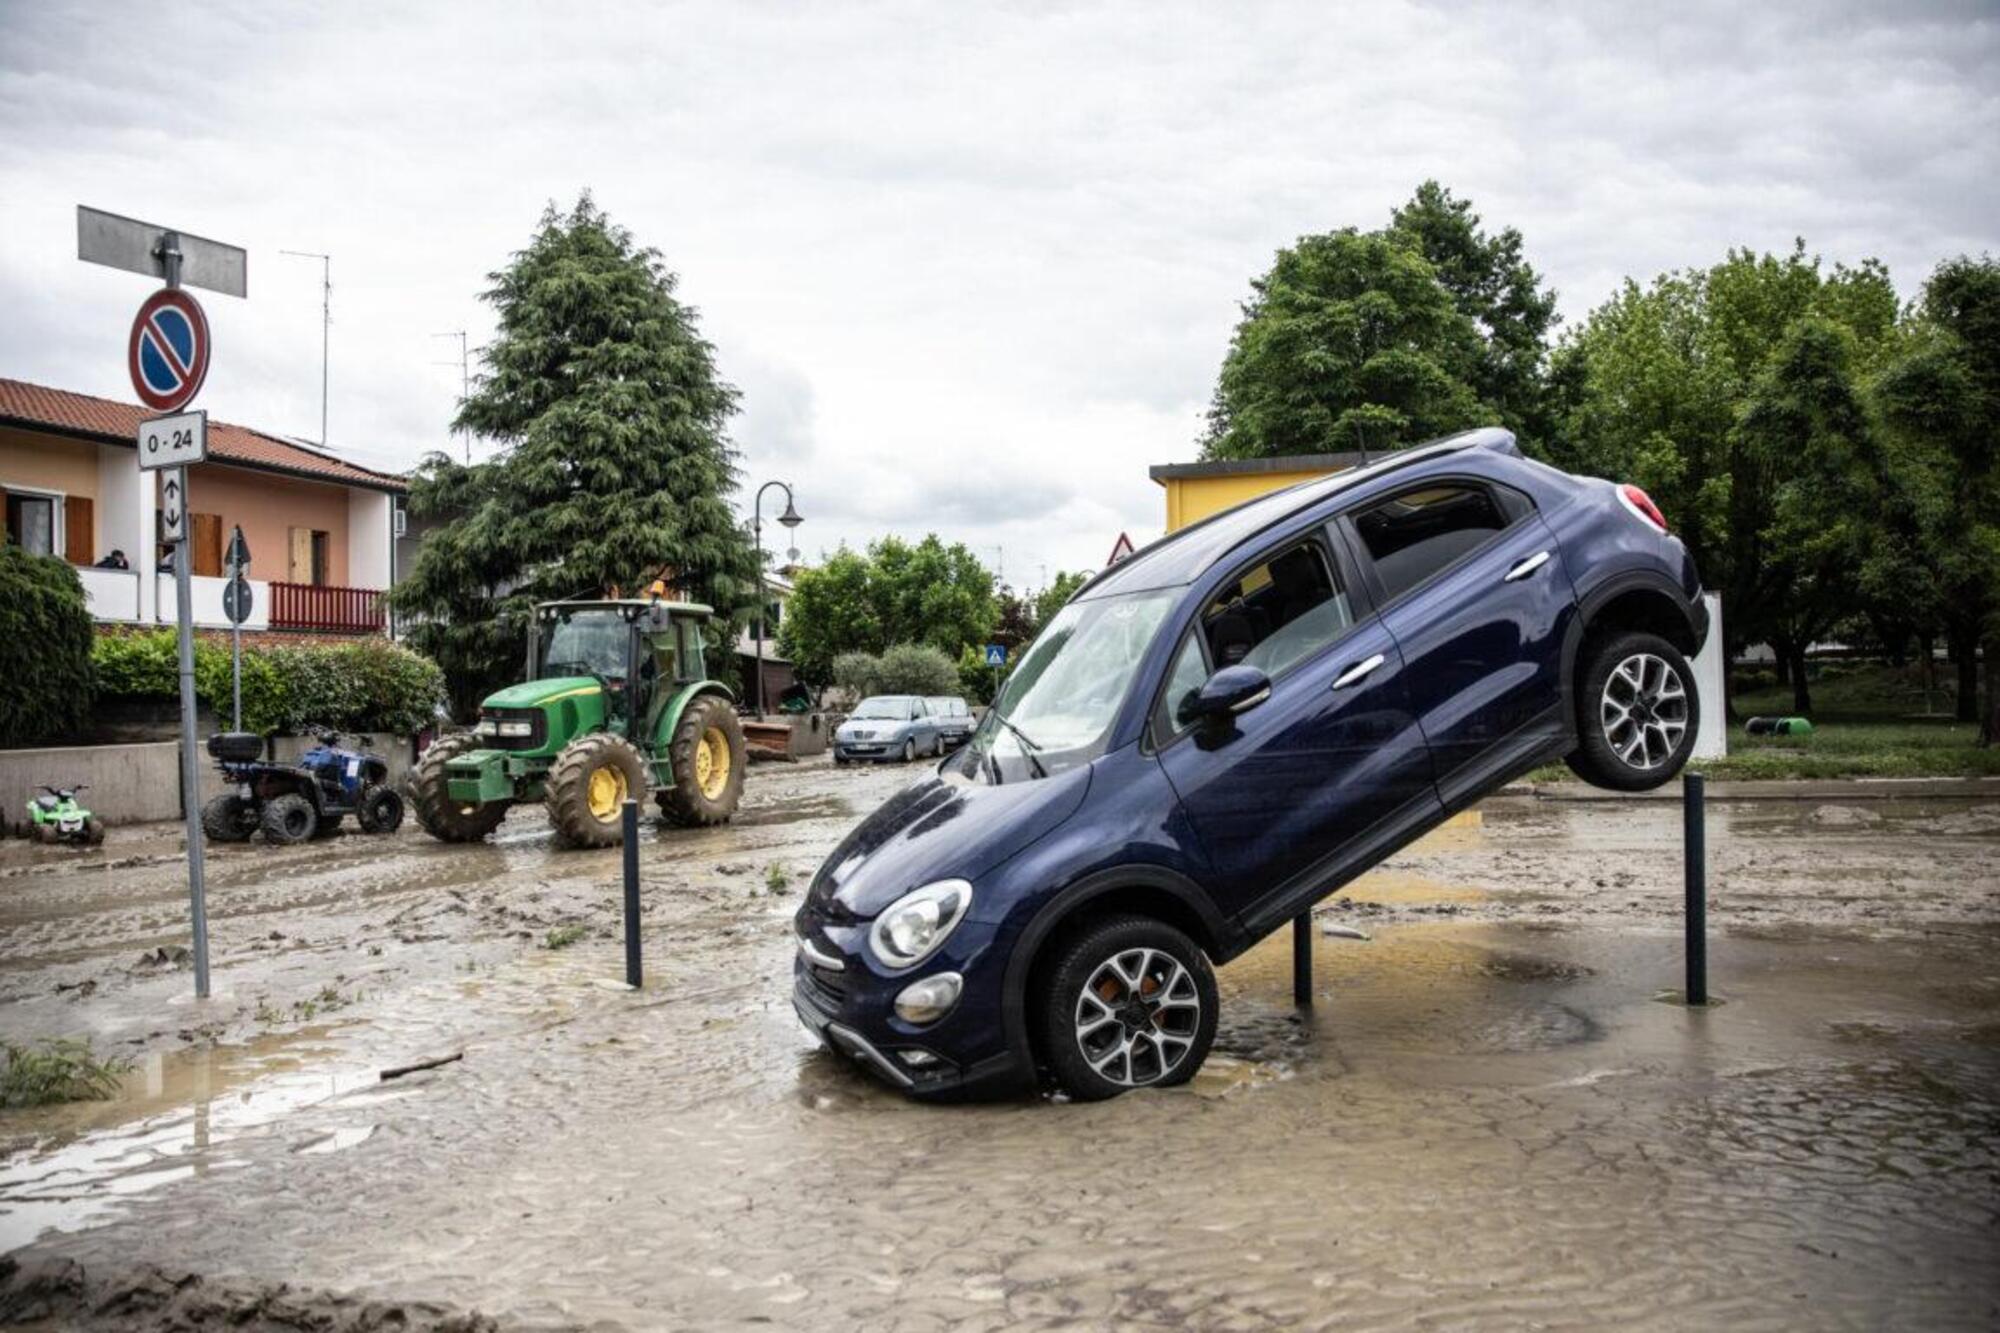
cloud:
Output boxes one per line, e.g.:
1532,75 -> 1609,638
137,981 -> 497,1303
2,0 -> 1996,587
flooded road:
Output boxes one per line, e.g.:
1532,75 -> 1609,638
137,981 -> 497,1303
2,762 -> 1996,1330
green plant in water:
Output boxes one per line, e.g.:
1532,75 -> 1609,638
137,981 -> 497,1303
1,1038 -> 131,1108
765,864 -> 790,894
544,924 -> 587,950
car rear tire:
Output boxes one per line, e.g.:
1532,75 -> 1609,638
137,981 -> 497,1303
1566,630 -> 1700,791
357,784 -> 405,834
1037,914 -> 1218,1101
201,793 -> 257,843
261,793 -> 318,845
546,732 -> 651,847
658,694 -> 747,828
409,733 -> 510,843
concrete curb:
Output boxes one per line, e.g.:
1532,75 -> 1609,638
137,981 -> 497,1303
1500,776 -> 2000,802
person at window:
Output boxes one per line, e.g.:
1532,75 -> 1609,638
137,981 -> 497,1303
95,549 -> 130,570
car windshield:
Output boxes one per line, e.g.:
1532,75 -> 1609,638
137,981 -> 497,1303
952,590 -> 1177,782
852,698 -> 912,719
539,609 -> 628,680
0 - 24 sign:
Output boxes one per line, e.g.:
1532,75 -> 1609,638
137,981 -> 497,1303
138,409 -> 207,472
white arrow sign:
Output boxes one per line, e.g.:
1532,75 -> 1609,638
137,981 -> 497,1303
161,472 -> 186,545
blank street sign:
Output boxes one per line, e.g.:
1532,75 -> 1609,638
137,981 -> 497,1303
77,205 -> 247,298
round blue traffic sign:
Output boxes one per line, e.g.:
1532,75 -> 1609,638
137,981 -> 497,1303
128,288 -> 211,412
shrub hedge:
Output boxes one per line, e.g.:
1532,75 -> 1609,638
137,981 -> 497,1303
0,546 -> 96,746
93,632 -> 446,737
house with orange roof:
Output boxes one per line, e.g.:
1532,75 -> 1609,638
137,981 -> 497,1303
0,377 -> 406,635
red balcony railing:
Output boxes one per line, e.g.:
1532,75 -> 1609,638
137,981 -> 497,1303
270,582 -> 385,633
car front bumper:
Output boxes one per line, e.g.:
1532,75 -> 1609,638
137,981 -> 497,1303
790,915 -> 1029,1101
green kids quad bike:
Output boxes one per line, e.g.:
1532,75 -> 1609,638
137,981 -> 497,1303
409,596 -> 749,848
25,785 -> 105,845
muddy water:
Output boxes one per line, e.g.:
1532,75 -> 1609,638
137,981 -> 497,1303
2,769 -> 1997,1329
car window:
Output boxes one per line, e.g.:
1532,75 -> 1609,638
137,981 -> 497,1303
1352,482 -> 1513,601
1153,631 -> 1212,742
1198,538 -> 1353,680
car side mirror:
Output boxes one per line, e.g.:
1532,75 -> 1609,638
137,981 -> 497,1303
1176,664 -> 1272,727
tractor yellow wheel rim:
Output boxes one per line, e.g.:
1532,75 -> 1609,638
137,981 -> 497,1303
696,726 -> 731,800
587,765 -> 628,821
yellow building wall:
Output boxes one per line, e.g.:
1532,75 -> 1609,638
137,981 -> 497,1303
1162,467 -> 1347,532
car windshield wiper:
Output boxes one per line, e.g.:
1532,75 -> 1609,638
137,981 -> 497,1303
987,712 -> 1047,779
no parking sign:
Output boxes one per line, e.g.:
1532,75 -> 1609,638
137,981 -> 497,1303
128,287 -> 210,411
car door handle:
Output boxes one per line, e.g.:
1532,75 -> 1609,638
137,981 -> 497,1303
1331,653 -> 1385,690
1504,550 -> 1551,582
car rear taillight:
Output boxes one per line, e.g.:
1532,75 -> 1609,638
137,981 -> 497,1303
1618,484 -> 1669,534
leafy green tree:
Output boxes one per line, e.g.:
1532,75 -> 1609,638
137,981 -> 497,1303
1202,228 -> 1486,459
390,195 -> 757,718
1732,318 -> 1878,713
780,536 -> 996,684
1389,181 -> 1559,447
1548,243 -> 1898,698
873,643 -> 959,696
0,545 -> 93,745
1872,256 -> 2000,740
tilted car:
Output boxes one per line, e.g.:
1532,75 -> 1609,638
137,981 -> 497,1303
925,696 -> 976,749
793,428 -> 1707,1101
834,695 -> 944,764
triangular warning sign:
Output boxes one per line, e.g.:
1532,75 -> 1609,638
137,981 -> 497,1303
1106,532 -> 1136,565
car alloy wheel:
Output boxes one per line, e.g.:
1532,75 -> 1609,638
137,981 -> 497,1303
1072,946 -> 1203,1088
1600,651 -> 1689,770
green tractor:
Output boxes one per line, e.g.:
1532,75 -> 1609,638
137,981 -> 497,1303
410,597 -> 748,847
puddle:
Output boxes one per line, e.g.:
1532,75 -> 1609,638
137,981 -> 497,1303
0,1026 -> 381,1251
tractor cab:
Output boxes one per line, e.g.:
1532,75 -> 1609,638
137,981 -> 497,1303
529,599 -> 712,737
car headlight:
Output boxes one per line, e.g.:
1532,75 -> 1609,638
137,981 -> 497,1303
894,972 -> 963,1024
474,719 -> 498,736
497,719 -> 533,737
868,880 -> 973,970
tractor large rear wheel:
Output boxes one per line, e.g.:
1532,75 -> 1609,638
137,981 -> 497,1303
658,695 -> 747,828
545,732 -> 650,847
410,733 -> 510,843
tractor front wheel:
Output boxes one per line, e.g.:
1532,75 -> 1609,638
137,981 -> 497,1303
658,695 -> 747,828
410,733 -> 510,843
545,732 -> 651,847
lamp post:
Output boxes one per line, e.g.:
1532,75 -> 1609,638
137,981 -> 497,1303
753,480 -> 803,718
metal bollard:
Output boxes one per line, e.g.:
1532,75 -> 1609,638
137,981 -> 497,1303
1292,912 -> 1313,1007
1684,771 -> 1707,1005
622,799 -> 642,988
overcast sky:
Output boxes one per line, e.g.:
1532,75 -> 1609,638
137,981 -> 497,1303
3,1 -> 1995,591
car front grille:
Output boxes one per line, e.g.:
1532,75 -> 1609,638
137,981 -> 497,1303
797,964 -> 846,1016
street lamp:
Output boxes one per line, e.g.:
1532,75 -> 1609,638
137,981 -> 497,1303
753,480 -> 803,717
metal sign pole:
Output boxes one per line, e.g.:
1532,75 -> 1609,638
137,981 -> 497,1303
159,238 -> 211,1001
174,491 -> 210,998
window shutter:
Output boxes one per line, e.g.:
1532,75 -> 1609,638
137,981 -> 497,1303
191,513 -> 224,577
64,495 -> 94,565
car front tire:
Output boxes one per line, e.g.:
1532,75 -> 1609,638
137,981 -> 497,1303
1566,630 -> 1700,791
1036,914 -> 1218,1102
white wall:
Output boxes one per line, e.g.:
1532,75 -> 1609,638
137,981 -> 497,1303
78,565 -> 140,620
1691,593 -> 1727,760
154,573 -> 270,630
348,489 -> 393,590
95,441 -> 155,620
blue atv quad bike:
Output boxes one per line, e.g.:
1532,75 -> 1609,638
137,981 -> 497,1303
201,729 -> 405,846
25,785 -> 105,845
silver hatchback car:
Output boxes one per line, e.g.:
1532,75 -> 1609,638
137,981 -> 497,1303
834,695 -> 943,763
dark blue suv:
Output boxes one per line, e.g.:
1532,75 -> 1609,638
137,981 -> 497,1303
794,429 -> 1707,1100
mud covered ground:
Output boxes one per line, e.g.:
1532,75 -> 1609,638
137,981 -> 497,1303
1,759 -> 1995,1330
